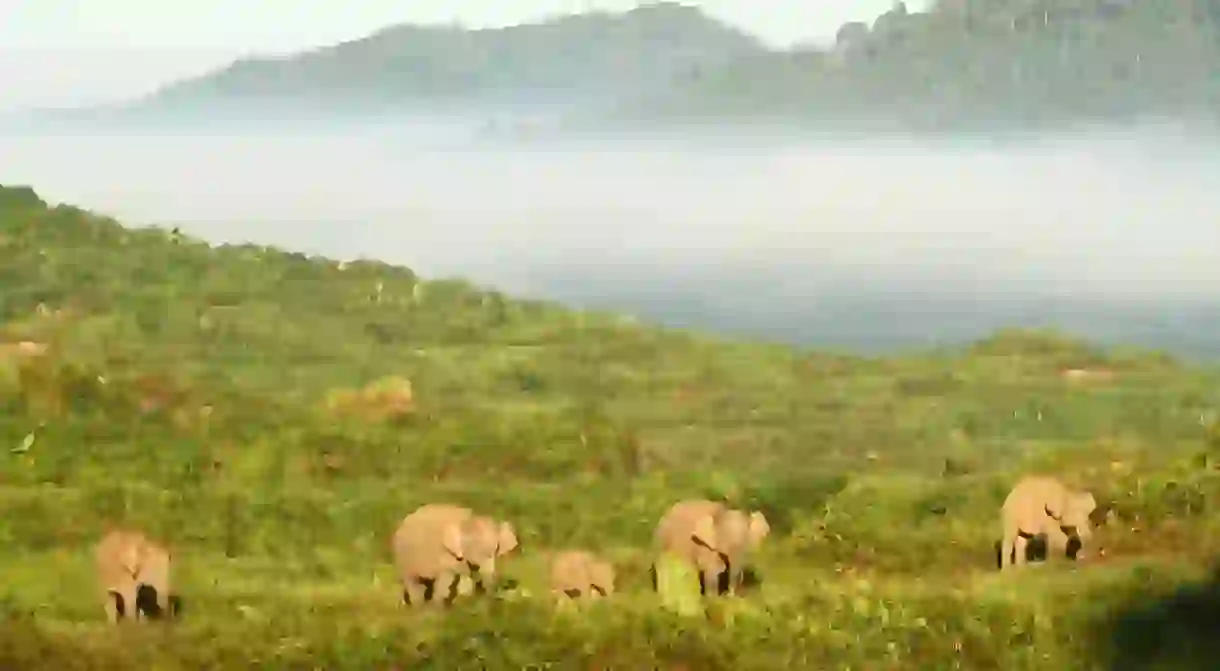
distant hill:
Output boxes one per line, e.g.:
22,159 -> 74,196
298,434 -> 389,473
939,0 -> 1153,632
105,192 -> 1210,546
79,2 -> 764,125
616,0 -> 1220,132
19,0 -> 1220,135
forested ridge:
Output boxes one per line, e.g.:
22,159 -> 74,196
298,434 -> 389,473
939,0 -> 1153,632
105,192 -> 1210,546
627,0 -> 1220,130
37,1 -> 1220,133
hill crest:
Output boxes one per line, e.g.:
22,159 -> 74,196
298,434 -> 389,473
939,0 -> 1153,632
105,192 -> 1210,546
111,2 -> 765,119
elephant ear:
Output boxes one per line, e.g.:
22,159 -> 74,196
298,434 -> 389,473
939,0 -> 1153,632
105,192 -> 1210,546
496,521 -> 519,556
691,514 -> 718,550
747,511 -> 770,547
1042,489 -> 1066,521
441,522 -> 465,561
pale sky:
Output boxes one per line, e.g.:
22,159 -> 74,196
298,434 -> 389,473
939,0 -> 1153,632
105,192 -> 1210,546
0,0 -> 921,110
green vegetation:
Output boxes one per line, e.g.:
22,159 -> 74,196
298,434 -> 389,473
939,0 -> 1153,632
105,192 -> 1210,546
2,182 -> 1220,668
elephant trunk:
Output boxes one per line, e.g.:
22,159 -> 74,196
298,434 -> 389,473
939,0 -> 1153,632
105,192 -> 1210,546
469,558 -> 497,590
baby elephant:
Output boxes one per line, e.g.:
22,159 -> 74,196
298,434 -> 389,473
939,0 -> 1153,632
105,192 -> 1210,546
549,550 -> 615,600
94,529 -> 182,623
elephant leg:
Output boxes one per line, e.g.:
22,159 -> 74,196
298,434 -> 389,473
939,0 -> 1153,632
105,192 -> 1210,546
1046,526 -> 1075,561
403,578 -> 426,608
727,563 -> 747,596
104,590 -> 125,623
700,568 -> 722,597
438,571 -> 462,607
1000,536 -> 1017,571
1014,534 -> 1030,567
471,572 -> 490,595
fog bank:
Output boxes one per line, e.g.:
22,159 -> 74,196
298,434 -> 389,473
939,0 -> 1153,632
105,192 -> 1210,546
2,123 -> 1219,352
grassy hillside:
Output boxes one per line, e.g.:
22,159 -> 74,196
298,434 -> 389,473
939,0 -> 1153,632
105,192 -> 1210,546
2,183 -> 1220,668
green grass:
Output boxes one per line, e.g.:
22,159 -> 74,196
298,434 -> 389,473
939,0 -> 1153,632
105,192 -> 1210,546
2,183 -> 1220,668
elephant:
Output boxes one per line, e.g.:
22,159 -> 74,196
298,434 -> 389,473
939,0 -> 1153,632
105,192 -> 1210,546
653,499 -> 769,596
549,550 -> 615,600
999,475 -> 1096,571
94,529 -> 181,623
391,503 -> 519,607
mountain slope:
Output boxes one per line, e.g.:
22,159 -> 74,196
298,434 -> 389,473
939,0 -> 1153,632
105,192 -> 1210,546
620,0 -> 1220,130
102,3 -> 765,122
2,183 -> 1219,668
42,0 -> 1220,133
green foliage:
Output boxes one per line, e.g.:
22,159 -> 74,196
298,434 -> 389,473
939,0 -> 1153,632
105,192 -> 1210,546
2,183 -> 1220,668
655,553 -> 703,617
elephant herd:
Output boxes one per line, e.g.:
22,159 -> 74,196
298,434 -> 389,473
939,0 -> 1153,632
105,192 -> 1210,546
93,475 -> 1100,623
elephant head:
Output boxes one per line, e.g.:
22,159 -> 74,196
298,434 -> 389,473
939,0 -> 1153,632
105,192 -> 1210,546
691,508 -> 770,568
1046,490 -> 1097,542
441,514 -> 518,585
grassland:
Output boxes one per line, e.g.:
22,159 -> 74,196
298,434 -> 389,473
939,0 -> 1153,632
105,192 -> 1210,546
1,183 -> 1219,669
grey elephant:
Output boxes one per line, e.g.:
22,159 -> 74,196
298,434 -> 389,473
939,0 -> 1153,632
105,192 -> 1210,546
999,475 -> 1096,571
391,503 -> 519,607
653,499 -> 770,596
94,529 -> 182,623
549,550 -> 615,600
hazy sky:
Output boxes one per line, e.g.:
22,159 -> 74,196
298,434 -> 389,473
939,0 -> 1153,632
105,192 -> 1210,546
0,0 -> 921,110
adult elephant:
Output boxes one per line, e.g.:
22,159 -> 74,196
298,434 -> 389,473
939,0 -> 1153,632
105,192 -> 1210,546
999,475 -> 1097,571
653,499 -> 769,596
94,529 -> 182,622
391,503 -> 519,607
